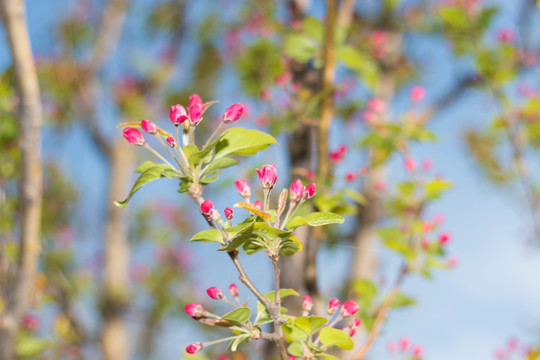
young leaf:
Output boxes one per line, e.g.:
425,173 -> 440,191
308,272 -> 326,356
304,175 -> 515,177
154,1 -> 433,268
263,288 -> 299,302
279,236 -> 303,256
319,327 -> 354,350
234,202 -> 272,221
214,128 -> 277,159
114,164 -> 175,208
222,308 -> 251,325
286,212 -> 344,229
294,316 -> 328,335
204,157 -> 239,174
190,229 -> 224,244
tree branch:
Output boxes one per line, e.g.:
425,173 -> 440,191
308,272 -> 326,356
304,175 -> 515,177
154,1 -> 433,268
0,1 -> 43,358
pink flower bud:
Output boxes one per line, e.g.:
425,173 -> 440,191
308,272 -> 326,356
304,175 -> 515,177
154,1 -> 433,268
290,179 -> 304,203
410,85 -> 426,103
345,172 -> 356,182
421,239 -> 430,249
387,341 -> 398,353
439,232 -> 451,246
186,342 -> 203,354
22,314 -> 40,332
224,207 -> 233,220
256,164 -> 278,189
327,298 -> 340,315
184,303 -> 204,319
218,356 -> 230,360
348,328 -> 357,337
235,179 -> 251,199
329,145 -> 348,164
166,136 -> 176,148
404,157 -> 416,172
289,356 -> 298,360
413,345 -> 424,357
350,318 -> 361,329
433,214 -> 444,226
229,283 -> 239,298
253,200 -> 263,210
303,183 -> 316,199
302,295 -> 313,312
206,286 -> 224,300
200,200 -> 214,216
375,180 -> 386,191
123,128 -> 145,146
341,300 -> 360,317
169,104 -> 188,125
400,337 -> 411,351
188,94 -> 203,125
508,338 -> 518,350
497,28 -> 515,43
448,256 -> 459,267
223,103 -> 244,123
422,159 -> 433,171
141,119 -> 157,134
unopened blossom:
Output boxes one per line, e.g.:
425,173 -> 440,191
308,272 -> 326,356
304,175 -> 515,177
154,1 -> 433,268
166,136 -> 176,148
184,303 -> 204,319
448,256 -> 459,267
235,179 -> 251,199
256,164 -> 278,189
387,341 -> 398,353
303,183 -> 316,199
302,296 -> 313,313
186,343 -> 203,354
400,337 -> 411,351
413,345 -> 424,357
206,287 -> 224,300
439,232 -> 451,246
367,97 -> 386,113
497,28 -> 515,43
188,94 -> 204,125
224,207 -> 234,220
340,300 -> 360,317
404,157 -> 416,172
345,172 -> 356,182
327,298 -> 340,315
229,283 -> 239,298
410,85 -> 426,103
22,314 -> 40,332
329,144 -> 348,164
422,159 -> 433,171
290,179 -> 304,203
223,103 -> 245,123
253,200 -> 263,210
123,128 -> 145,146
169,104 -> 188,125
140,119 -> 157,134
200,200 -> 214,217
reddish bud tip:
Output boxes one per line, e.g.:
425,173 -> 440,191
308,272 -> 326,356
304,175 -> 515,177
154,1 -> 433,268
448,256 -> 459,267
169,104 -> 188,125
439,232 -> 451,246
256,164 -> 278,189
400,337 -> 411,351
229,283 -> 239,298
188,94 -> 203,125
141,119 -> 157,134
413,345 -> 424,357
123,128 -> 145,146
200,200 -> 214,216
206,286 -> 224,300
235,179 -> 251,199
422,159 -> 433,171
341,300 -> 360,317
253,200 -> 263,210
327,297 -> 341,315
345,172 -> 356,182
289,179 -> 304,203
186,342 -> 203,354
223,103 -> 244,123
22,314 -> 40,332
302,295 -> 313,312
303,183 -> 316,199
404,157 -> 417,173
184,303 -> 204,319
410,85 -> 426,103
387,341 -> 398,353
166,136 -> 176,148
224,207 -> 234,220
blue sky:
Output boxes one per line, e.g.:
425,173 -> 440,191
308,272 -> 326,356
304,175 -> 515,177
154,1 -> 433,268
1,0 -> 540,359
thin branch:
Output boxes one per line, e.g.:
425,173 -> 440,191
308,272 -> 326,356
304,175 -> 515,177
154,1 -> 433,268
337,0 -> 356,29
0,1 -> 43,358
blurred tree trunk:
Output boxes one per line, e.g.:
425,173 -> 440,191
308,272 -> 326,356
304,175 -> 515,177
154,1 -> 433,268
0,0 -> 43,358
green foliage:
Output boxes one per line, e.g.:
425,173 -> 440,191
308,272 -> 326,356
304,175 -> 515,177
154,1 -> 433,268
319,327 -> 354,350
286,212 -> 344,229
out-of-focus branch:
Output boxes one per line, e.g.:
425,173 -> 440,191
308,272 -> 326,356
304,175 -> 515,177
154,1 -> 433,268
337,0 -> 356,29
0,1 -> 43,358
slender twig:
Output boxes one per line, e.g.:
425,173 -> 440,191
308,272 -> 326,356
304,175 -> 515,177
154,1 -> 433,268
272,258 -> 288,360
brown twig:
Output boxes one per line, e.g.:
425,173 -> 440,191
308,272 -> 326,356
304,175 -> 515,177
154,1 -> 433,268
0,0 -> 43,358
354,266 -> 409,360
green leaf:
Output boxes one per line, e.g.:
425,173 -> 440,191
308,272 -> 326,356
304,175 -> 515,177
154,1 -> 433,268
284,34 -> 318,63
16,336 -> 50,358
392,292 -> 417,308
229,335 -> 249,352
135,160 -> 160,173
222,308 -> 251,325
219,233 -> 263,252
205,157 -> 239,174
190,229 -> 224,244
253,222 -> 292,238
286,212 -> 344,229
353,279 -> 378,306
343,189 -> 366,205
214,128 -> 277,159
319,327 -> 354,350
320,354 -> 341,360
287,341 -> 304,357
337,45 -> 379,89
439,7 -> 470,30
114,164 -> 175,208
279,236 -> 303,256
424,178 -> 452,200
263,288 -> 299,303
295,316 -> 328,335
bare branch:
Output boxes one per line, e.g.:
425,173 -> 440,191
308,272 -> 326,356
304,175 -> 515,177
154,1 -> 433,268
0,0 -> 43,358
